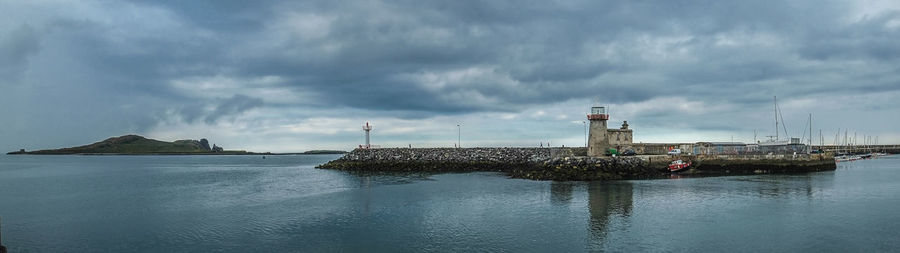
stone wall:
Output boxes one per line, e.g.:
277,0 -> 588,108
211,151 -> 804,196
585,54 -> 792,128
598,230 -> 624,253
608,129 -> 633,147
588,120 -> 632,156
691,153 -> 836,174
631,143 -> 694,155
587,119 -> 609,156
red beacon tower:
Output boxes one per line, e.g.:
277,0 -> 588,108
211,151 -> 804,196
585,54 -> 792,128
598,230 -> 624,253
587,106 -> 609,120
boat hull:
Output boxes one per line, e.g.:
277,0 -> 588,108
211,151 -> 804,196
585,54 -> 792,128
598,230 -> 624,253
668,160 -> 691,172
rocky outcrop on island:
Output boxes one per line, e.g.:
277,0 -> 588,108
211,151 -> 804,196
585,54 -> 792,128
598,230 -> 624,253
8,135 -> 248,155
200,138 -> 211,151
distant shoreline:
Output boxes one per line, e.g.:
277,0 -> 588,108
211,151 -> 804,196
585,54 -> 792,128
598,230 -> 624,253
6,134 -> 347,155
6,151 -> 347,156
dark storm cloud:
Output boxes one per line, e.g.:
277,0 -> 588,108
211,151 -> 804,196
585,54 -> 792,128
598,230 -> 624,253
12,0 -> 895,116
197,0 -> 895,114
3,0 -> 900,151
5,0 -> 895,110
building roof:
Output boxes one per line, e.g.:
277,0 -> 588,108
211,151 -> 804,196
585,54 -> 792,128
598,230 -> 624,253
757,140 -> 805,146
697,142 -> 746,146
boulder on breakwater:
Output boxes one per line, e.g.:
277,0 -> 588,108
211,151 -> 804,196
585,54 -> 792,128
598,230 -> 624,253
507,156 -> 660,181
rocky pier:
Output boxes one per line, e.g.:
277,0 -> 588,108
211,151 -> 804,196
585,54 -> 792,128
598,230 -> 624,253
317,148 -> 837,181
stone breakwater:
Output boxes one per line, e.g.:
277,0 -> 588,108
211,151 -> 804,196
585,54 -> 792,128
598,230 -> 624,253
316,148 -> 661,180
317,148 -> 838,181
509,156 -> 660,180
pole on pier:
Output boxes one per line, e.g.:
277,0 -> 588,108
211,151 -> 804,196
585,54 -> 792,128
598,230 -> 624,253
457,123 -> 461,148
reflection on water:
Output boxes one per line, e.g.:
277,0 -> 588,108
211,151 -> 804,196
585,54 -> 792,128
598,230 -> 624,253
587,182 -> 633,246
343,171 -> 438,186
550,181 -> 574,205
724,172 -> 830,200
1,155 -> 899,252
755,174 -> 814,198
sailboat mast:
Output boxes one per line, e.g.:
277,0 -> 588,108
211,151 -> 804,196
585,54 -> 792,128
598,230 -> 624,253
844,129 -> 848,152
809,113 -> 812,153
834,129 -> 839,146
774,96 -> 778,141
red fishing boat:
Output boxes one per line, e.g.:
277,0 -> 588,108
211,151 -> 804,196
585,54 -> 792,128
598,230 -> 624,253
668,160 -> 691,172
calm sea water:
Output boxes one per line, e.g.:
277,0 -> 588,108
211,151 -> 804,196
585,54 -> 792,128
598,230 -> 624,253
0,154 -> 898,252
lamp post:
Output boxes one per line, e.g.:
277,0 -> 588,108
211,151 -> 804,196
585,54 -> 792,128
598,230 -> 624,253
457,123 -> 461,148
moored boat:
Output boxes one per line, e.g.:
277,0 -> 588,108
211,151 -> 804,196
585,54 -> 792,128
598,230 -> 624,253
669,160 -> 691,172
835,155 -> 851,162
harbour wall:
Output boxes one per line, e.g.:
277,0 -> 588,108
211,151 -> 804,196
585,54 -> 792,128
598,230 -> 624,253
317,148 -> 836,181
684,154 -> 836,174
813,145 -> 900,154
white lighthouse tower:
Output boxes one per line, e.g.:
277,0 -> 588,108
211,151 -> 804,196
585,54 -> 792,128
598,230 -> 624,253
362,122 -> 373,149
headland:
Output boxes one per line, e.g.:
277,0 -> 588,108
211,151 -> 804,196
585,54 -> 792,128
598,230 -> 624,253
7,135 -> 254,155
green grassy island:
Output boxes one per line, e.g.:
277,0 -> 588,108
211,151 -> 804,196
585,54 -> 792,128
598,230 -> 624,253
7,135 -> 253,155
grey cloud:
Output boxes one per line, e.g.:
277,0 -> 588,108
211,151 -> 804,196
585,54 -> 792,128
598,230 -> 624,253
0,24 -> 41,81
205,95 -> 264,124
230,0 -> 858,114
799,11 -> 900,61
173,95 -> 264,124
128,0 -> 278,31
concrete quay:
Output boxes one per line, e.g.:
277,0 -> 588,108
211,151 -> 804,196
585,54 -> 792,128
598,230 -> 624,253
316,148 -> 837,181
677,153 -> 836,174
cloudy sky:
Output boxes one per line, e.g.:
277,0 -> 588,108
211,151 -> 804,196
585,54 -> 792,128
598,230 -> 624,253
2,0 -> 899,152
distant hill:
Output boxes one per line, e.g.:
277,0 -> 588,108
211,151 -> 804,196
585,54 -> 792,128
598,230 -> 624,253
7,135 -> 249,155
